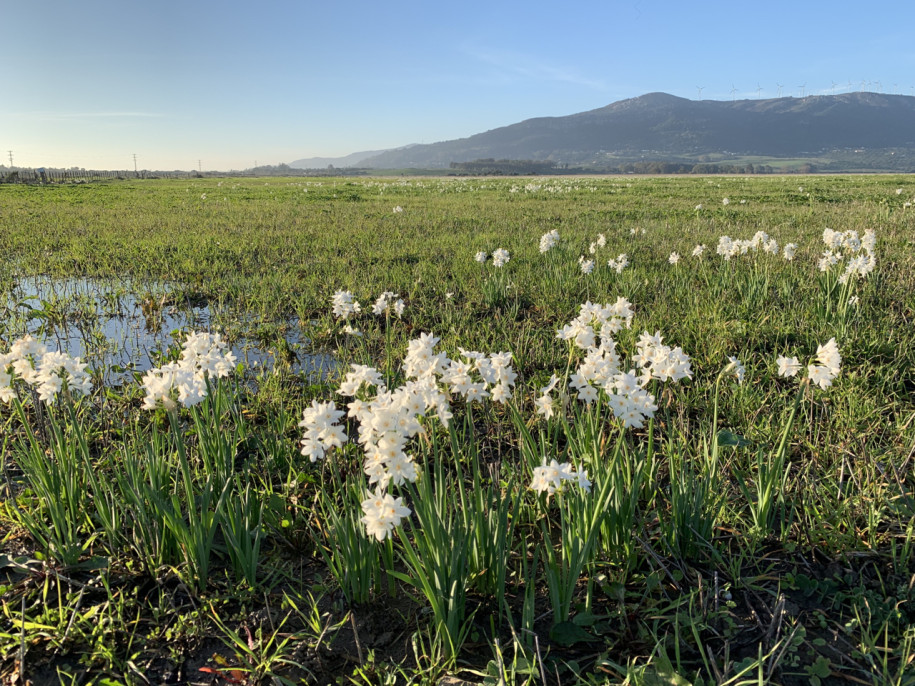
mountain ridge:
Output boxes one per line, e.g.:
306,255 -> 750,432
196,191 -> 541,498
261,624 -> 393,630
351,92 -> 915,169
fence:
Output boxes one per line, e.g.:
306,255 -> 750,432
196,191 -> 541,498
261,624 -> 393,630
0,169 -> 195,184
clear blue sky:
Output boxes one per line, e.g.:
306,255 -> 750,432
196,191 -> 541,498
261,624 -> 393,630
4,1 -> 913,171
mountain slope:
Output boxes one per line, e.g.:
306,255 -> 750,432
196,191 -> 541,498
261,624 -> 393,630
359,92 -> 915,168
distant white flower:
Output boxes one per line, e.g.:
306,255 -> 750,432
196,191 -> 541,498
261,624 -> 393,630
668,252 -> 681,265
726,356 -> 746,384
695,204 -> 703,211
393,205 -> 404,213
371,291 -> 401,316
539,229 -> 560,253
607,254 -> 629,273
783,243 -> 797,261
722,198 -> 730,206
492,248 -> 510,267
692,244 -> 705,257
580,259 -> 595,274
475,251 -> 487,263
331,290 -> 361,320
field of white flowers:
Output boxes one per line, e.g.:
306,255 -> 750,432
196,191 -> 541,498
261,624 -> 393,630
0,175 -> 913,684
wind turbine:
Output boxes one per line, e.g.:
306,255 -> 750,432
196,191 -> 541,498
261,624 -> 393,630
730,84 -> 738,101
756,83 -> 762,98
696,86 -> 704,100
798,83 -> 807,98
776,83 -> 784,97
831,80 -> 838,94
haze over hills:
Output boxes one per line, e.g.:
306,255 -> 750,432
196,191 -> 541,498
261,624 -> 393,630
296,92 -> 915,172
289,145 -> 419,170
289,149 -> 389,169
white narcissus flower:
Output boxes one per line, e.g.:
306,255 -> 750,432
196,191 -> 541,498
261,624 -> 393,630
530,459 -> 590,496
726,356 -> 746,384
807,365 -> 835,390
776,356 -> 802,378
1,336 -> 94,405
141,332 -> 237,410
331,290 -> 361,320
534,393 -> 554,419
607,254 -> 629,273
815,338 -> 841,376
361,491 -> 411,541
474,251 -> 487,263
576,469 -> 592,493
668,252 -> 681,265
491,248 -> 510,267
539,229 -> 559,253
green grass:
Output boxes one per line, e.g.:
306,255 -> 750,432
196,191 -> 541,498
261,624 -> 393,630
0,174 -> 914,684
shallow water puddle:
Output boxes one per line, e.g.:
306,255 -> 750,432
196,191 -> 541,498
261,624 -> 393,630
3,275 -> 337,381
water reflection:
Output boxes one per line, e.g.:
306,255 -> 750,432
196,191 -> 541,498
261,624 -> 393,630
3,276 -> 337,383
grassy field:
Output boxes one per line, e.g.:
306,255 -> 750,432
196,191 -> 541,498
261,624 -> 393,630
1,175 -> 914,685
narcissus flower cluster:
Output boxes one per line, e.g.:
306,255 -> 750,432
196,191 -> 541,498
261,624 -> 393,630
141,332 -> 237,410
0,334 -> 92,404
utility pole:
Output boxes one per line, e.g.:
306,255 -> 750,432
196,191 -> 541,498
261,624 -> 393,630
198,159 -> 202,173
7,150 -> 13,168
132,153 -> 138,174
